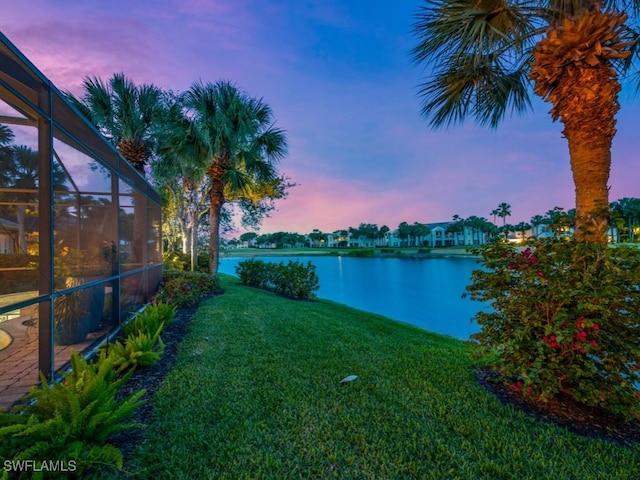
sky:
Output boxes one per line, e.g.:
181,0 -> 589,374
1,0 -> 638,235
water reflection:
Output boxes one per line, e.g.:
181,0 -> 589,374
219,255 -> 487,339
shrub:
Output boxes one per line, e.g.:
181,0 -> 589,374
162,251 -> 209,273
465,239 -> 640,420
346,249 -> 375,257
236,259 -> 320,300
0,351 -> 144,477
417,248 -> 431,254
156,270 -> 220,307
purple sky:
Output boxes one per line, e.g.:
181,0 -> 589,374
2,1 -> 638,235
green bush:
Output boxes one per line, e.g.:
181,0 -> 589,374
235,259 -> 271,289
108,325 -> 165,368
465,239 -> 640,420
0,351 -> 144,477
236,259 -> 319,300
156,270 -> 220,307
163,250 -> 210,272
346,249 -> 375,257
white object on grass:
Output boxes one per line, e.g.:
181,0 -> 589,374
340,375 -> 358,384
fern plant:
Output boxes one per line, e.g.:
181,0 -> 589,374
122,303 -> 169,338
0,351 -> 145,478
108,324 -> 165,368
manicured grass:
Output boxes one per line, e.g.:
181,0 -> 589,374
127,275 -> 640,479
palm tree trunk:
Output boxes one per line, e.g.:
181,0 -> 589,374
566,133 -> 611,243
529,10 -> 626,243
208,163 -> 225,274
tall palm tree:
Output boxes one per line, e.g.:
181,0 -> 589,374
412,1 -> 639,243
182,80 -> 287,274
490,208 -> 499,226
496,202 -> 512,240
66,73 -> 162,175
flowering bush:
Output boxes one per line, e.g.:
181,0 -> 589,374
465,239 -> 640,420
156,270 -> 220,307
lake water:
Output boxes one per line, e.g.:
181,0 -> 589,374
218,255 -> 487,339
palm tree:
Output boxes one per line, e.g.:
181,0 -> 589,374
490,208 -> 499,226
412,1 -> 638,243
448,214 -> 465,245
411,222 -> 431,247
611,197 -> 640,241
66,73 -> 163,175
514,221 -> 532,243
530,214 -> 545,238
397,221 -> 412,247
182,80 -> 287,274
495,202 -> 512,238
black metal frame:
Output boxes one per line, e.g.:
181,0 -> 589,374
0,32 -> 162,382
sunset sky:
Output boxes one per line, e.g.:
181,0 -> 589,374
2,0 -> 638,235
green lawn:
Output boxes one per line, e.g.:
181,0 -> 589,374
127,275 -> 640,479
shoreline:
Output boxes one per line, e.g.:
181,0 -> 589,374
220,247 -> 481,259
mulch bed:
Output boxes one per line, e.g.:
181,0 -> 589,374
109,296 -> 210,463
476,368 -> 640,446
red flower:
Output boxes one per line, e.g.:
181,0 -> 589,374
592,324 -> 599,331
510,381 -> 524,392
590,340 -> 598,347
537,271 -> 544,277
576,316 -> 584,329
575,331 -> 588,342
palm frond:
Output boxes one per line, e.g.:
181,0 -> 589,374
413,0 -> 545,127
418,52 -> 533,127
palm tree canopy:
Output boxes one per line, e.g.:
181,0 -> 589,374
66,73 -> 162,173
182,79 -> 287,198
497,202 -> 512,219
412,0 -> 640,128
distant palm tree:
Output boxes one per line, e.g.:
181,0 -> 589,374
411,222 -> 430,247
182,80 -> 287,273
490,208 -> 499,226
496,203 -> 512,240
465,216 -> 483,245
412,1 -> 639,242
611,197 -> 640,241
448,215 -> 465,245
397,221 -> 412,247
530,214 -> 545,238
66,73 -> 163,175
514,221 -> 532,243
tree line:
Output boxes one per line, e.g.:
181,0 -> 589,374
230,198 -> 640,249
